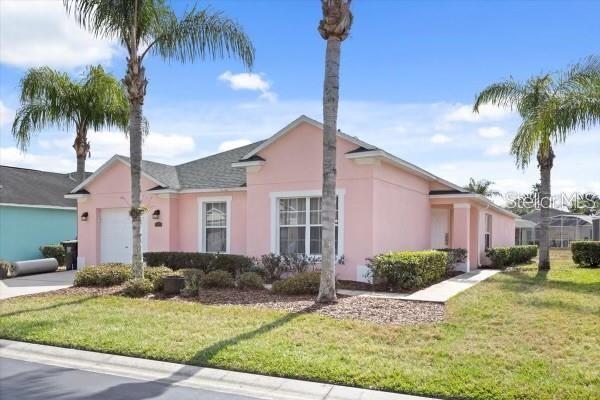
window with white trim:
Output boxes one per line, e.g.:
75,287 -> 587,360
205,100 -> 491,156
484,214 -> 493,250
278,196 -> 338,255
203,201 -> 228,253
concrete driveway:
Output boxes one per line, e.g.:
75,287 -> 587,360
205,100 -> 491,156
0,270 -> 75,299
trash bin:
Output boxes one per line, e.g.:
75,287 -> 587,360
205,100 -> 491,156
61,240 -> 78,270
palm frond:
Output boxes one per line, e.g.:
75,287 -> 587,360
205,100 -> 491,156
145,6 -> 254,67
11,101 -> 72,151
473,78 -> 526,113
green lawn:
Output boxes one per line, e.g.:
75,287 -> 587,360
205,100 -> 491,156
1,259 -> 599,400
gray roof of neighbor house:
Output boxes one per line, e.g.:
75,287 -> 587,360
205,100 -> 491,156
521,208 -> 576,223
0,165 -> 85,208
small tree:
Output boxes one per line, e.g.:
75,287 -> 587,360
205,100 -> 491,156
12,65 -> 128,183
474,57 -> 600,270
464,178 -> 500,198
65,0 -> 254,278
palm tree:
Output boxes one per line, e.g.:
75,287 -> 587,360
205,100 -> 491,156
12,65 -> 128,183
474,57 -> 600,270
64,0 -> 254,279
317,0 -> 353,303
464,178 -> 501,198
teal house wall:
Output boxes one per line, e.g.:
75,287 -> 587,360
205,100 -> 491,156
0,205 -> 77,262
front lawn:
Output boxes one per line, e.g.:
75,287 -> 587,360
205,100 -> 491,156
1,258 -> 598,400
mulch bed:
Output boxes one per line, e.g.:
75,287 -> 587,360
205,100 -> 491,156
31,286 -> 445,326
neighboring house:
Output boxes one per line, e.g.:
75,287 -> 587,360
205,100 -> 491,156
516,208 -> 599,248
67,116 -> 516,280
0,165 -> 80,262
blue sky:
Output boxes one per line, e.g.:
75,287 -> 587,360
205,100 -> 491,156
1,0 -> 599,199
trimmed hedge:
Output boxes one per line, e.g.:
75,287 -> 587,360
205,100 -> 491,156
237,272 -> 265,290
0,260 -> 11,279
200,270 -> 235,289
485,245 -> 538,269
144,266 -> 174,291
122,278 -> 154,297
367,250 -> 448,291
144,252 -> 214,270
272,272 -> 321,295
40,244 -> 65,266
571,241 -> 600,267
143,252 -> 255,277
180,268 -> 204,296
74,263 -> 132,287
436,248 -> 467,272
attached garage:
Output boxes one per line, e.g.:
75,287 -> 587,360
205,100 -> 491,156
100,208 -> 148,263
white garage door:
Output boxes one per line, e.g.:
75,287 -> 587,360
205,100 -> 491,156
100,208 -> 148,264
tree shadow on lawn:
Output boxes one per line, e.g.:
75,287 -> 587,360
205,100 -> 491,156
497,269 -> 600,297
0,295 -> 98,319
77,303 -> 325,400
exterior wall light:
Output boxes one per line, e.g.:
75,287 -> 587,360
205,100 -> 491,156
152,210 -> 161,220
81,212 -> 88,221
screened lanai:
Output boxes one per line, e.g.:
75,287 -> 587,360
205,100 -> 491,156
515,214 -> 599,248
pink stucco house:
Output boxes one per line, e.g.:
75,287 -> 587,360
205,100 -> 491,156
67,116 -> 516,281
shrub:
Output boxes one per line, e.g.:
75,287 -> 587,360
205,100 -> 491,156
143,266 -> 174,291
40,244 -> 65,266
180,268 -> 204,296
74,263 -> 132,287
143,252 -> 215,271
122,278 -> 154,297
210,254 -> 255,277
367,251 -> 448,291
485,245 -> 538,269
0,260 -> 11,279
571,241 -> 600,267
237,272 -> 265,290
200,270 -> 235,289
436,248 -> 467,273
272,272 -> 321,295
282,253 -> 319,274
259,253 -> 285,283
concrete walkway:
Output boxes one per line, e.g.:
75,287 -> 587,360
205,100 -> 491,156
338,269 -> 500,303
0,270 -> 75,299
0,339 -> 436,400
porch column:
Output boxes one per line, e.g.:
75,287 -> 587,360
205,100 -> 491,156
452,203 -> 471,272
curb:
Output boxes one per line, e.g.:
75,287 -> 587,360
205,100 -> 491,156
0,339 -> 436,400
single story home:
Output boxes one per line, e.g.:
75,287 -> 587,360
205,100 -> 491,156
516,208 -> 600,247
0,165 -> 79,262
67,116 -> 517,281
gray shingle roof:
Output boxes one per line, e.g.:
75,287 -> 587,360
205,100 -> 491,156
112,141 -> 265,191
0,165 -> 82,207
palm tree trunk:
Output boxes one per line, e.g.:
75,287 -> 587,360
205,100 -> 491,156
317,36 -> 341,303
72,124 -> 89,184
537,145 -> 554,271
124,53 -> 147,279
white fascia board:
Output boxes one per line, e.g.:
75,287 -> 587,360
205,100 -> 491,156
0,203 -> 76,210
429,193 -> 518,218
64,193 -> 90,199
69,155 -> 168,194
231,160 -> 265,168
346,150 -> 468,194
241,115 -> 376,161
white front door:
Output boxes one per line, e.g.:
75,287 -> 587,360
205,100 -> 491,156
431,208 -> 450,249
100,208 -> 148,264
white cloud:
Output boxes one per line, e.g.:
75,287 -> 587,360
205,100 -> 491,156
0,101 -> 14,127
430,134 -> 452,144
0,1 -> 119,69
484,144 -> 510,156
478,126 -> 507,139
218,71 -> 277,102
0,146 -> 74,172
445,104 -> 512,123
218,139 -> 252,152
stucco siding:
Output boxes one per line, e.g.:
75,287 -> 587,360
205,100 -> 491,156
0,205 -> 76,262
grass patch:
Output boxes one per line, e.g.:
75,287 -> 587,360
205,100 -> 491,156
1,258 -> 599,400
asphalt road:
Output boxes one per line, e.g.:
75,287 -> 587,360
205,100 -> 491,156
0,357 -> 262,400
